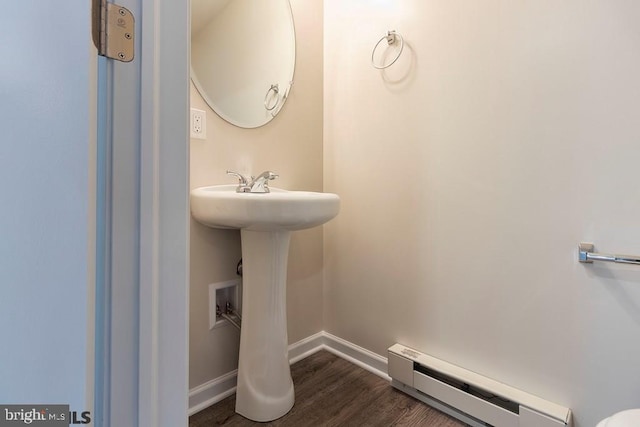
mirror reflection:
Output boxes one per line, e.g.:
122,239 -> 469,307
191,0 -> 296,128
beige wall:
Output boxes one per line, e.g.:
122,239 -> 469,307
189,0 -> 324,389
323,2 -> 640,427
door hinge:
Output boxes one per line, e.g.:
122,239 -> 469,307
92,0 -> 134,62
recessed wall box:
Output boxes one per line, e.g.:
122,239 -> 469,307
209,279 -> 241,329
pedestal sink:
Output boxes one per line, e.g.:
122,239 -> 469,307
190,184 -> 340,421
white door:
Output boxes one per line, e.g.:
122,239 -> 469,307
0,1 -> 189,426
0,0 -> 99,416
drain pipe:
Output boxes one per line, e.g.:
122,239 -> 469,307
236,258 -> 243,277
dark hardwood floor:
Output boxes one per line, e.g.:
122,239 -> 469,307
189,350 -> 466,426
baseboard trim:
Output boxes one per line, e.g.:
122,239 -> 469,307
288,331 -> 325,364
320,332 -> 390,381
188,369 -> 237,416
188,331 -> 389,416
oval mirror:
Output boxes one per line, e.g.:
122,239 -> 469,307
191,0 -> 296,129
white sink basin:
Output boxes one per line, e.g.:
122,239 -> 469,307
190,184 -> 340,231
189,183 -> 340,421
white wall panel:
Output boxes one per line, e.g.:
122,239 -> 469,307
324,2 -> 640,426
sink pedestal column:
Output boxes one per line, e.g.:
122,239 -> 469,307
235,229 -> 294,422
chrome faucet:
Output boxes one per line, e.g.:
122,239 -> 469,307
226,170 -> 278,193
226,170 -> 251,193
249,171 -> 279,193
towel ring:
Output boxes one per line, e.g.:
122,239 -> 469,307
371,30 -> 404,70
264,84 -> 280,111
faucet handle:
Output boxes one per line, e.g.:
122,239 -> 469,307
226,170 -> 252,192
260,171 -> 279,181
249,171 -> 279,193
226,170 -> 249,185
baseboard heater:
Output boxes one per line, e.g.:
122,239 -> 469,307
388,344 -> 572,427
